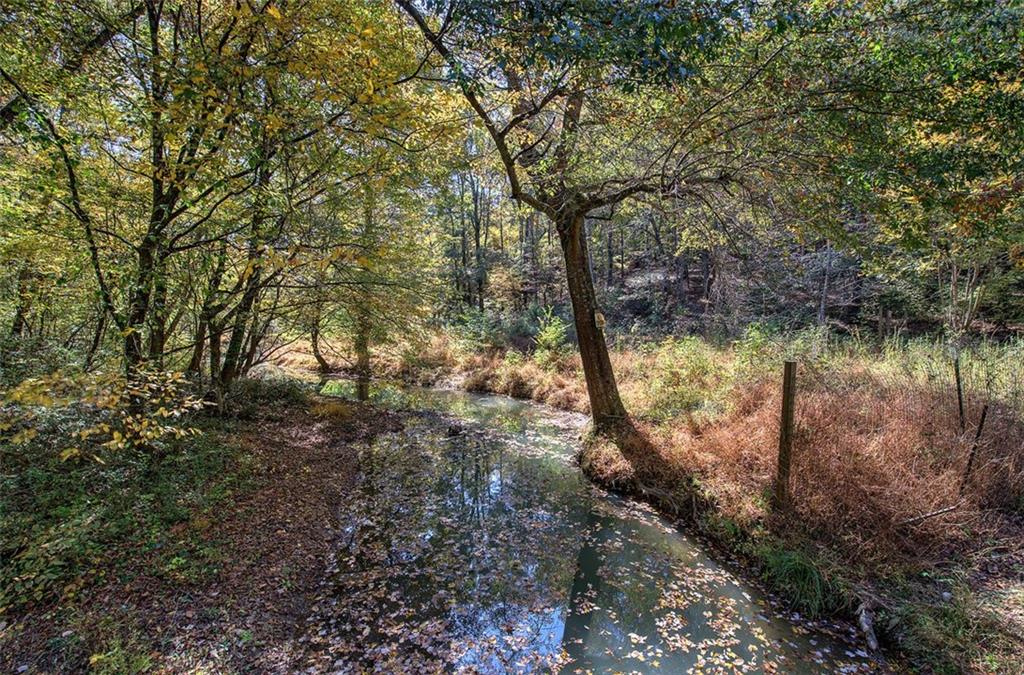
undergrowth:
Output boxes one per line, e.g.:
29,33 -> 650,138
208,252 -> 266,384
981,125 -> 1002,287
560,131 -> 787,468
0,377 -> 308,617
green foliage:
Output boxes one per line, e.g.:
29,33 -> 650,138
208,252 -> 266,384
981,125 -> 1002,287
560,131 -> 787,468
0,414 -> 248,615
645,337 -> 731,422
451,308 -> 505,352
756,545 -> 843,618
2,369 -> 205,463
223,377 -> 310,419
451,0 -> 756,89
884,579 -> 1022,674
86,636 -> 154,675
532,307 -> 569,369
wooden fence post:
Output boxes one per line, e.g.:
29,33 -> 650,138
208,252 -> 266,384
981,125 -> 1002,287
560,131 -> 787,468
954,355 -> 966,434
775,360 -> 797,508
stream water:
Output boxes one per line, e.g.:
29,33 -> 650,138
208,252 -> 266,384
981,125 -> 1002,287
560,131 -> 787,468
307,379 -> 881,673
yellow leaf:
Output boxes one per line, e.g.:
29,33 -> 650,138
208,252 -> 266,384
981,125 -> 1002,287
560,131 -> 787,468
266,5 -> 282,19
11,428 -> 37,445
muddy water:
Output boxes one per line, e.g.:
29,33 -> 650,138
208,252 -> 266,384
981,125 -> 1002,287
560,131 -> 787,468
311,380 -> 881,673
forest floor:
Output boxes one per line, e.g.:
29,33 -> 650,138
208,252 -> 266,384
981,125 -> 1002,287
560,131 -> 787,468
0,393 -> 405,674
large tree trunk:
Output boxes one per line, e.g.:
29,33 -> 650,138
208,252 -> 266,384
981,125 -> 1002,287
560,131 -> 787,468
218,271 -> 260,392
557,212 -> 629,433
124,236 -> 157,371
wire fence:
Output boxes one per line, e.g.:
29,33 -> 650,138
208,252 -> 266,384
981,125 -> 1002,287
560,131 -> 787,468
766,333 -> 1024,563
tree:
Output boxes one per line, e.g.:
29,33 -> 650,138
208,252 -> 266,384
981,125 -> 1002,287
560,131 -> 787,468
816,0 -> 1024,338
394,0 -> 820,435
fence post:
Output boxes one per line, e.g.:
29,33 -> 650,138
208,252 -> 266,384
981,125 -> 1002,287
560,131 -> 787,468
954,355 -> 966,434
775,360 -> 797,508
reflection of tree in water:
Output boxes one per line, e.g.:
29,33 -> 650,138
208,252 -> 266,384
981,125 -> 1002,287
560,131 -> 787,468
316,419 -> 585,671
561,507 -> 675,670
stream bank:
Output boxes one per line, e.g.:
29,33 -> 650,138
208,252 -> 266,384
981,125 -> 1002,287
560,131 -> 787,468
345,347 -> 1024,673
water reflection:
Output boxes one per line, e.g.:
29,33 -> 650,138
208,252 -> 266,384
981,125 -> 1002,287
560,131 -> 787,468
306,379 -> 881,673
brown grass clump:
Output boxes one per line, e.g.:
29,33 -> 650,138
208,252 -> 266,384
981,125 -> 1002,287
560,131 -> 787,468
451,349 -> 591,413
786,378 -> 1024,565
645,373 -> 1024,569
531,370 -> 589,413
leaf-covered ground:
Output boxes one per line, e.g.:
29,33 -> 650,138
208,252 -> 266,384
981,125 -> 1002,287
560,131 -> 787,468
3,385 -> 885,673
0,397 -> 403,673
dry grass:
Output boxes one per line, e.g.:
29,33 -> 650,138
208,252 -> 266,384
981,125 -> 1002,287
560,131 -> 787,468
649,374 -> 1024,568
457,351 -> 590,413
284,333 -> 1024,572
406,334 -> 1024,571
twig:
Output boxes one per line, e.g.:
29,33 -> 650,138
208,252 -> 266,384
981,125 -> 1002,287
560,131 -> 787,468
899,500 -> 964,526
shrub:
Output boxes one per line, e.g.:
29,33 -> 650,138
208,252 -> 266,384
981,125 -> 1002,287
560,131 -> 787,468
756,544 -> 843,617
225,377 -> 308,418
451,308 -> 505,352
1,414 -> 244,614
643,337 -> 731,423
533,307 -> 569,369
2,369 -> 205,463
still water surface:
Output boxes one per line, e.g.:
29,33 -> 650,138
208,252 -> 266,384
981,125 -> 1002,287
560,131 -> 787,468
309,380 -> 880,673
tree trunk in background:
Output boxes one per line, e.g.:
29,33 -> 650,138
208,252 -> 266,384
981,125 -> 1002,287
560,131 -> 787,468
557,212 -> 629,433
619,228 -> 625,283
187,319 -> 207,377
310,319 -> 332,373
241,307 -> 268,376
606,228 -> 614,287
700,249 -> 716,329
817,240 -> 832,326
208,322 -> 223,386
84,306 -> 106,370
474,213 -> 484,312
147,252 -> 168,368
217,270 -> 260,391
354,321 -> 370,375
188,243 -> 226,379
679,255 -> 690,310
10,265 -> 33,338
354,307 -> 371,401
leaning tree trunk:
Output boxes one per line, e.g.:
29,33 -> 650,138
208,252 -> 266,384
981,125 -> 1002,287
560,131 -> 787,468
10,265 -> 33,338
557,212 -> 629,433
310,320 -> 332,373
